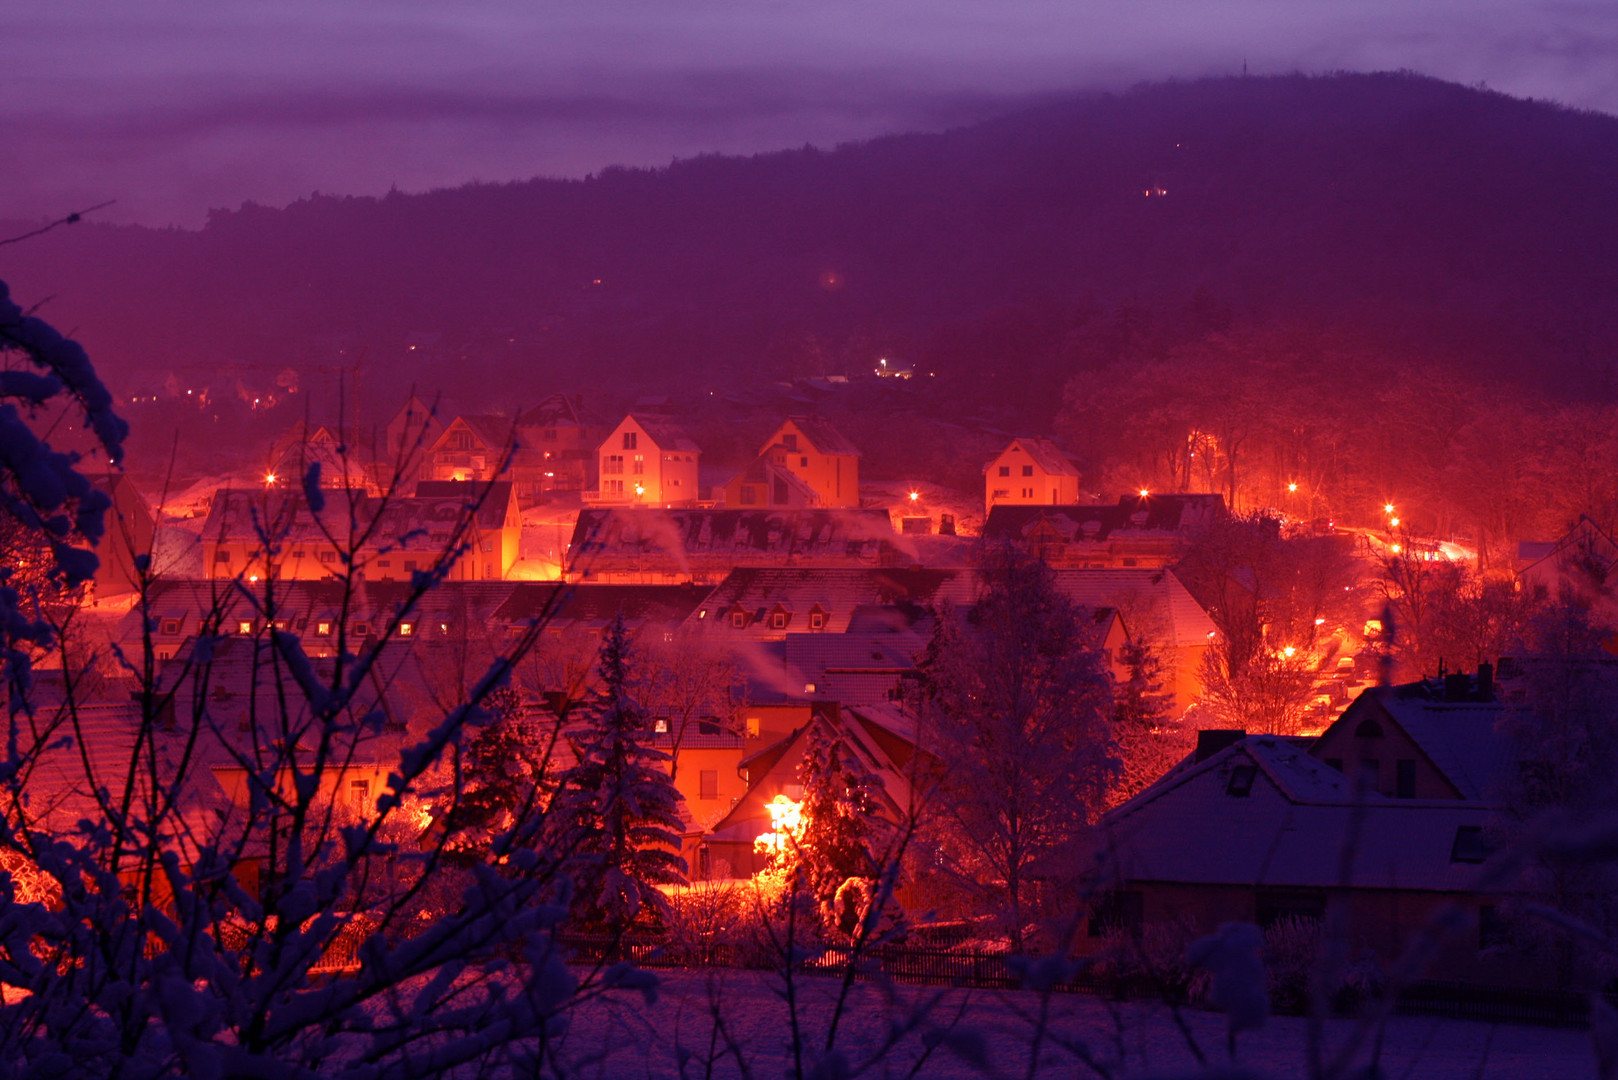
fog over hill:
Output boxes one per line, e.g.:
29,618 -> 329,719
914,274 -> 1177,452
3,71 -> 1615,444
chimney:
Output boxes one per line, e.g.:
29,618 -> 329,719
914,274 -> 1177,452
1195,729 -> 1245,762
1477,662 -> 1494,700
1444,671 -> 1469,702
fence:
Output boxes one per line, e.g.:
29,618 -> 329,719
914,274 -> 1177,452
557,935 -> 1613,1028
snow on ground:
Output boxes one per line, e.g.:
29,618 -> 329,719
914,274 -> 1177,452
862,479 -> 984,537
515,499 -> 582,580
557,967 -> 1593,1079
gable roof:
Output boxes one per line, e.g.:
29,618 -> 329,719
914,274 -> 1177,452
567,508 -> 899,580
986,438 -> 1079,478
518,393 -> 603,430
779,417 -> 861,458
1103,735 -> 1505,893
622,415 -> 701,454
1049,568 -> 1216,649
1326,682 -> 1523,801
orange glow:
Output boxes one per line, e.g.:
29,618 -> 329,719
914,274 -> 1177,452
1390,543 -> 1402,554
1287,482 -> 1298,493
908,490 -> 920,502
1384,503 -> 1395,514
1389,517 -> 1400,527
264,473 -> 277,484
1138,488 -> 1150,498
1282,645 -> 1297,658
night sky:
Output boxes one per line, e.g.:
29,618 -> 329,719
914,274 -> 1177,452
5,0 -> 1615,227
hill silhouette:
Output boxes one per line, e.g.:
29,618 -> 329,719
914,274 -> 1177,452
3,71 -> 1616,436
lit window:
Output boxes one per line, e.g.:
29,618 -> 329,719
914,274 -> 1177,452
236,620 -> 253,635
350,778 -> 371,812
399,622 -> 414,636
654,718 -> 669,733
316,621 -> 331,636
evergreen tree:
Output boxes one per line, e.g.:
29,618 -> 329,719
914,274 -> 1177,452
552,616 -> 688,929
442,684 -> 550,865
796,721 -> 891,934
1109,641 -> 1188,806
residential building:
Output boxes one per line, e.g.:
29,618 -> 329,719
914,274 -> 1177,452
982,493 -> 1228,570
983,438 -> 1081,513
593,415 -> 701,507
756,418 -> 862,508
515,393 -> 606,496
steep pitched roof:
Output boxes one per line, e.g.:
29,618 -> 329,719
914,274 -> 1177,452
1336,683 -> 1523,801
986,438 -> 1080,478
782,417 -> 861,458
1049,568 -> 1216,649
1104,736 -> 1505,893
518,393 -> 603,430
628,415 -> 701,453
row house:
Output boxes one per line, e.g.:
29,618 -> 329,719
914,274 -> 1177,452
593,415 -> 702,507
565,508 -> 902,585
201,480 -> 520,585
982,493 -> 1228,570
983,437 -> 1081,513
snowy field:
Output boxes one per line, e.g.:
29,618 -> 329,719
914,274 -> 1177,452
552,967 -> 1597,1079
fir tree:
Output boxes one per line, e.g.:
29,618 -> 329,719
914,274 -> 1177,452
552,615 -> 688,929
796,721 -> 890,933
1109,640 -> 1189,806
443,684 -> 549,865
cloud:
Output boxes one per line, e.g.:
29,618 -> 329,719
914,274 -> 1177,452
3,0 -> 1615,226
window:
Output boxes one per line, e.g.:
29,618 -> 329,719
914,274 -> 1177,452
319,550 -> 337,564
604,479 -> 623,494
160,618 -> 181,635
1021,487 -> 1034,498
740,485 -> 757,504
377,559 -> 391,568
1396,759 -> 1416,798
350,778 -> 371,812
316,621 -> 332,636
782,433 -> 798,451
603,454 -> 624,474
353,622 -> 370,637
1451,826 -> 1490,864
699,770 -> 719,800
1022,464 -> 1034,476
731,611 -> 747,629
1087,891 -> 1144,937
653,718 -> 669,733
1226,765 -> 1258,797
770,611 -> 788,629
404,560 -> 417,572
292,549 -> 305,558
1359,759 -> 1379,789
544,428 -> 557,441
215,549 -> 231,563
1354,719 -> 1384,738
236,619 -> 254,635
998,465 -> 1011,477
809,611 -> 825,630
698,720 -> 720,736
746,716 -> 761,737
992,488 -> 1010,499
399,622 -> 414,636
1256,889 -> 1325,927
800,456 -> 809,467
632,454 -> 644,475
623,431 -> 638,450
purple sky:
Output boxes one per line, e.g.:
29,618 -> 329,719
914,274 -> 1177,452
5,1 -> 1616,227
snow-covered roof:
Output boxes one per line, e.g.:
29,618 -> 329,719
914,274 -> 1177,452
567,509 -> 899,581
779,417 -> 861,458
1049,568 -> 1216,649
985,438 -> 1079,478
1340,684 -> 1523,801
1104,736 -> 1506,894
625,415 -> 702,454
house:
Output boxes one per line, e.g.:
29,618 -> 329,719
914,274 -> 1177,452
701,702 -> 918,880
267,424 -> 362,493
565,508 -> 901,585
1517,516 -> 1618,633
381,393 -> 448,484
88,472 -> 157,597
201,481 -> 521,584
593,415 -> 701,507
425,415 -> 518,486
721,452 -> 822,510
983,493 -> 1228,570
515,393 -> 606,496
983,438 -> 1081,513
753,418 -> 862,508
1092,732 -> 1526,984
1308,665 -> 1519,801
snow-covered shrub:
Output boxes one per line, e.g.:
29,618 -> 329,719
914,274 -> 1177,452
1091,914 -> 1208,1002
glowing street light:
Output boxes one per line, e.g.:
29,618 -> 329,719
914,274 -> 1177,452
1138,488 -> 1151,498
1282,645 -> 1297,658
264,473 -> 277,485
1383,503 -> 1396,515
1389,517 -> 1400,527
908,490 -> 920,503
1287,482 -> 1298,493
634,483 -> 645,497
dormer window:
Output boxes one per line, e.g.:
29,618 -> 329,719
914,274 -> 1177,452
809,610 -> 826,631
770,611 -> 788,630
316,621 -> 332,636
236,619 -> 254,635
731,611 -> 747,629
353,622 -> 371,637
398,622 -> 415,636
1226,765 -> 1257,797
160,618 -> 181,635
